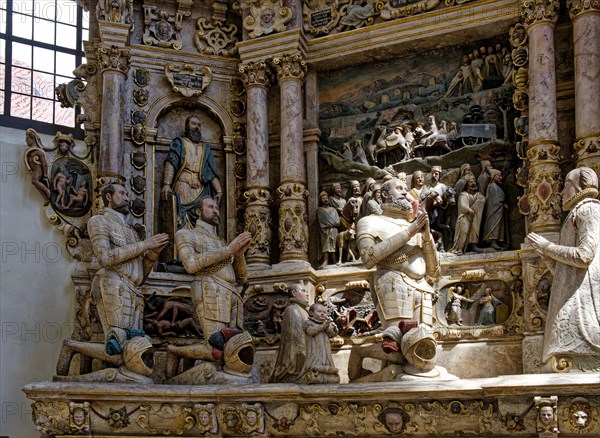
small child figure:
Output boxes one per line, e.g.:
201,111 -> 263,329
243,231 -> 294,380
300,303 -> 340,384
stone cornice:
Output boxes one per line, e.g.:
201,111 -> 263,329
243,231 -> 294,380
307,0 -> 520,70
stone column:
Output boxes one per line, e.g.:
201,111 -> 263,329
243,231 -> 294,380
239,61 -> 273,266
273,54 -> 309,263
569,0 -> 600,176
521,0 -> 561,236
97,45 -> 131,180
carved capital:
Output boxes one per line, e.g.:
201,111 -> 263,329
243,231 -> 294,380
239,61 -> 273,88
273,54 -> 307,82
97,45 -> 131,74
568,0 -> 600,19
573,134 -> 600,174
521,0 -> 560,28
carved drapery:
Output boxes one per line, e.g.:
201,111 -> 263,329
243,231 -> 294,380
97,46 -> 130,179
240,61 -> 274,265
520,0 -> 561,235
569,0 -> 600,176
274,55 -> 309,262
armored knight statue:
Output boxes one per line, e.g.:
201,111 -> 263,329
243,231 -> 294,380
352,178 -> 450,381
527,167 -> 600,372
56,183 -> 168,381
357,177 -> 440,328
165,196 -> 255,383
161,115 -> 223,229
89,183 -> 169,347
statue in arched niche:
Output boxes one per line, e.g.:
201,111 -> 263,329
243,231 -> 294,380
158,110 -> 224,263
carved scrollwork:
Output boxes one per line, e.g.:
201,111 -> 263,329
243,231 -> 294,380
302,0 -> 346,35
32,401 -> 71,435
525,166 -> 562,226
243,0 -> 293,38
195,17 -> 239,56
97,45 -> 131,74
55,79 -> 86,109
165,64 -> 213,97
300,403 -> 368,436
136,404 -> 195,434
143,7 -> 183,49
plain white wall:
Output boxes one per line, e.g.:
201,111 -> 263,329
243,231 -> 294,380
1,126 -> 75,438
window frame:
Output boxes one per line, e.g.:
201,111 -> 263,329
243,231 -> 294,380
1,0 -> 87,137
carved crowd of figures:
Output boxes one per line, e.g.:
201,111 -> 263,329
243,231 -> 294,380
318,162 -> 508,265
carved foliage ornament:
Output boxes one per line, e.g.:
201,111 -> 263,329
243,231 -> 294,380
33,401 -> 71,434
521,0 -> 560,27
243,0 -> 292,38
165,64 -> 213,97
239,61 -> 273,88
273,54 -> 307,82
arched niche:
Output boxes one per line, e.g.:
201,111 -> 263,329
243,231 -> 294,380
148,93 -> 236,246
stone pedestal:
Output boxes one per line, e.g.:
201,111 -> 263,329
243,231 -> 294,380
24,374 -> 600,437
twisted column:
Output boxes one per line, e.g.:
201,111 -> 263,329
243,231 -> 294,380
521,0 -> 561,235
273,54 -> 309,262
240,61 -> 274,265
97,45 -> 130,180
569,0 -> 600,176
